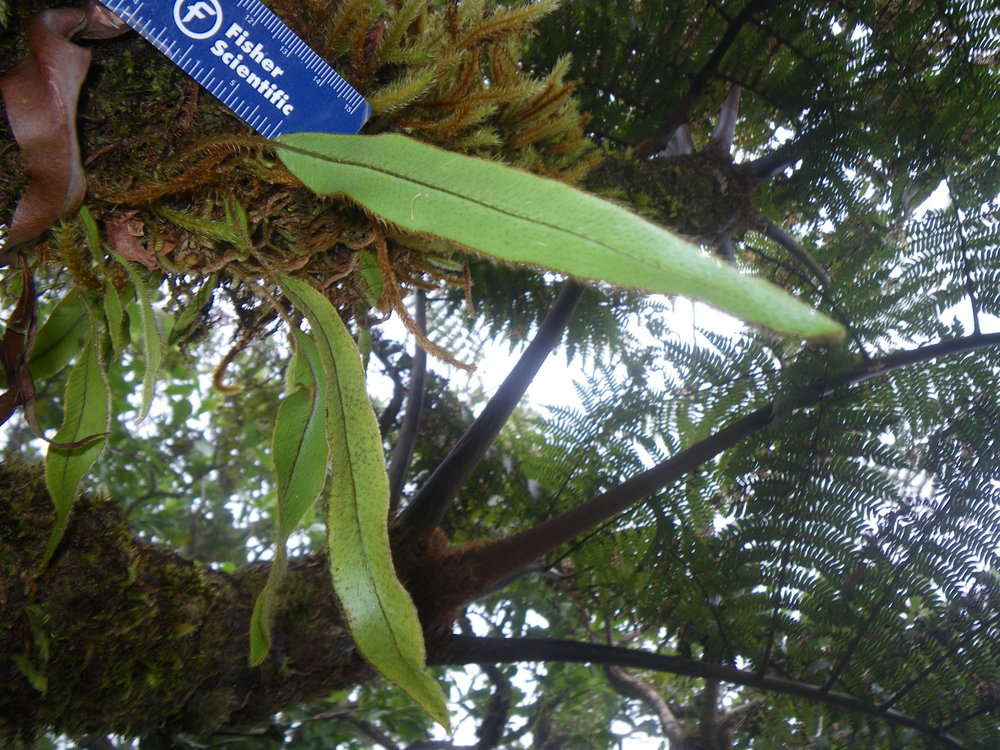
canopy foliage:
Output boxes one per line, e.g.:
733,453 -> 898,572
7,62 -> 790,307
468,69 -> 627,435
0,0 -> 998,749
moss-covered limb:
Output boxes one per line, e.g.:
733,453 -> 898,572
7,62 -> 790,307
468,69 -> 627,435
0,464 -> 377,741
584,151 -> 756,246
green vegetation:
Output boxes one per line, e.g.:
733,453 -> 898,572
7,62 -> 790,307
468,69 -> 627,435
0,1 -> 997,748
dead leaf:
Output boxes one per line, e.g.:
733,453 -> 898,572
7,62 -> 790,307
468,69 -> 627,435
0,1 -> 129,254
106,211 -> 157,270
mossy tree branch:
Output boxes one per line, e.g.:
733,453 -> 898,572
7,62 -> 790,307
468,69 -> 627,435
0,466 -> 375,739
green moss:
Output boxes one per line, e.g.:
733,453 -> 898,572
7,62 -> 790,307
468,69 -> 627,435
73,1 -> 592,300
0,465 -> 234,740
2,0 -> 606,341
0,461 -> 385,740
585,151 -> 756,245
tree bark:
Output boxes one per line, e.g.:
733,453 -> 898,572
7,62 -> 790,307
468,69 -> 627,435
0,465 -> 371,740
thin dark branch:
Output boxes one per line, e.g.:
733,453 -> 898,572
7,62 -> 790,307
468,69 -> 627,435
341,717 -> 401,750
388,289 -> 428,512
942,700 -> 1000,733
757,216 -> 831,286
463,404 -> 775,581
748,139 -> 808,182
475,663 -> 512,750
637,0 -> 769,157
942,174 -> 982,335
847,332 -> 1000,386
742,6 -> 843,115
879,649 -> 955,713
375,338 -> 407,439
433,636 -> 965,749
742,242 -> 821,294
676,0 -> 765,125
396,281 -> 584,537
880,613 -> 1000,712
123,490 -> 188,516
719,698 -> 766,731
689,567 -> 737,665
604,665 -> 686,745
461,332 -> 1000,583
820,566 -> 906,692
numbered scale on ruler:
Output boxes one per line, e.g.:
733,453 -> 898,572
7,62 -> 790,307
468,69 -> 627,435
100,0 -> 370,138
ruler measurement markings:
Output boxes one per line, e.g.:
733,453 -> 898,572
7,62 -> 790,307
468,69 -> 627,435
97,0 -> 369,136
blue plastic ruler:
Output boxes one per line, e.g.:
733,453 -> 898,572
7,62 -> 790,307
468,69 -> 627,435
99,0 -> 370,138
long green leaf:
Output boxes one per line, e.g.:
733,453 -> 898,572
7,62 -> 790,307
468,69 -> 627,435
109,252 -> 162,421
77,206 -> 127,356
273,331 -> 329,538
277,133 -> 844,343
278,274 -> 450,729
42,337 -> 110,568
250,330 -> 329,665
103,280 -> 126,357
29,289 -> 88,380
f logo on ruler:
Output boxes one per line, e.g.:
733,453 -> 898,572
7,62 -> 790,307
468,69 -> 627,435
101,0 -> 370,137
175,1 -> 223,39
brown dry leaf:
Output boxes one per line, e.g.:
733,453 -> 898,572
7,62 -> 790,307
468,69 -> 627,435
0,1 -> 129,254
106,210 -> 157,270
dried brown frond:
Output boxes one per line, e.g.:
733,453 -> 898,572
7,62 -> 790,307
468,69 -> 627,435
374,227 -> 473,371
504,73 -> 576,127
438,46 -> 483,103
178,134 -> 271,160
488,40 -> 522,87
104,151 -> 233,204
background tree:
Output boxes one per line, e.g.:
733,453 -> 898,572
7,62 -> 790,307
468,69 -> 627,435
1,0 -> 998,748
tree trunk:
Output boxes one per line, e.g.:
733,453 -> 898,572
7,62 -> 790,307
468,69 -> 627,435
0,464 -> 376,740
